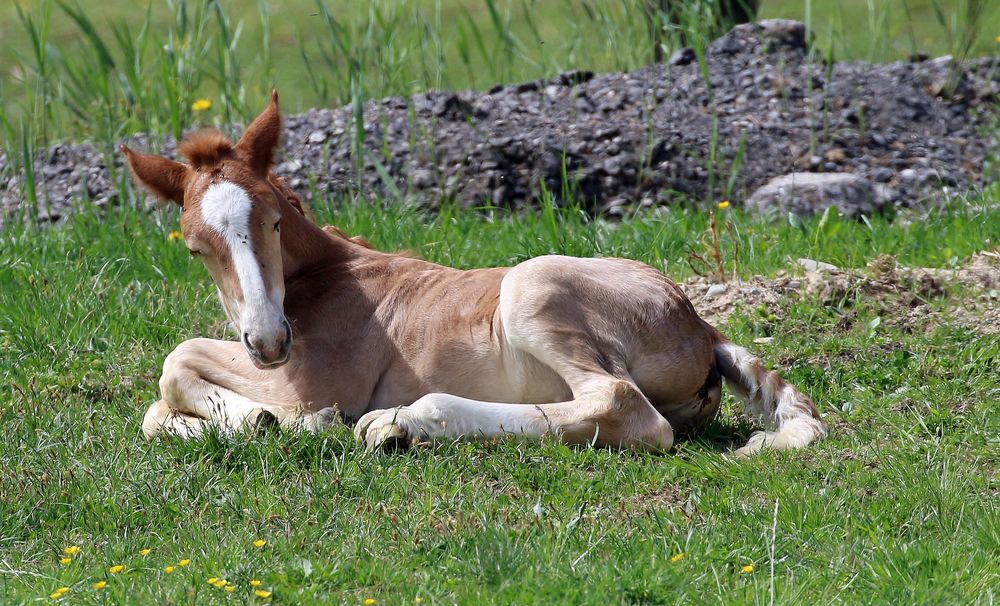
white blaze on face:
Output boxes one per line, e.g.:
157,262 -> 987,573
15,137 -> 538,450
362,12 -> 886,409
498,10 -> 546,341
200,181 -> 285,340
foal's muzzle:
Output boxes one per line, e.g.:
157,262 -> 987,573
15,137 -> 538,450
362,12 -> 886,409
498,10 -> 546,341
243,319 -> 292,368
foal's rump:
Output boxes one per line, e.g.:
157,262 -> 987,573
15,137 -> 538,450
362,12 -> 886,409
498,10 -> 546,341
499,255 -> 719,405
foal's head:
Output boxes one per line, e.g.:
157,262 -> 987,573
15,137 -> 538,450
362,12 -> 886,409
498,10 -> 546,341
122,92 -> 302,368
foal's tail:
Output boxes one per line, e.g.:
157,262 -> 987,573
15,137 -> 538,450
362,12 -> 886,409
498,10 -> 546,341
713,338 -> 826,455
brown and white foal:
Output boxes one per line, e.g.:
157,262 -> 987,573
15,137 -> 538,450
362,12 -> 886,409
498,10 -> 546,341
122,93 -> 824,456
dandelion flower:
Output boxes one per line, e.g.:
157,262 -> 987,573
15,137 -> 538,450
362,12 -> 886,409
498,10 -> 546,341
139,548 -> 151,556
164,566 -> 176,573
996,35 -> 1000,43
250,579 -> 262,587
192,99 -> 212,112
50,587 -> 70,600
178,559 -> 191,567
93,581 -> 107,590
226,585 -> 236,593
717,200 -> 731,210
741,564 -> 754,573
208,577 -> 217,584
59,557 -> 72,565
253,539 -> 267,548
670,552 -> 685,563
255,589 -> 272,598
214,579 -> 228,588
63,546 -> 80,556
364,600 -> 376,605
415,599 -> 424,604
168,230 -> 183,241
108,565 -> 125,574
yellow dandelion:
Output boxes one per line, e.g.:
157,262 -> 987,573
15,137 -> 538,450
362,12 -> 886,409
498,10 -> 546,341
253,539 -> 267,548
139,548 -> 151,556
741,564 -> 754,573
93,580 -> 107,590
226,585 -> 236,593
192,98 -> 212,112
250,579 -> 262,587
255,589 -> 272,598
168,230 -> 183,241
214,579 -> 228,588
178,559 -> 191,567
59,557 -> 72,565
996,35 -> 1000,43
415,599 -> 424,604
164,566 -> 176,573
63,546 -> 80,556
717,200 -> 731,209
108,564 -> 125,574
208,577 -> 217,584
50,587 -> 70,600
364,600 -> 376,605
671,552 -> 685,563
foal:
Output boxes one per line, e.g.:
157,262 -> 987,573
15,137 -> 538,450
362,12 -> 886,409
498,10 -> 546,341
123,92 -> 825,456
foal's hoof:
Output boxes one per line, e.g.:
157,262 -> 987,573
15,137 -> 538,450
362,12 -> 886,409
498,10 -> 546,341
302,407 -> 340,432
733,430 -> 787,457
355,408 -> 413,452
248,408 -> 279,435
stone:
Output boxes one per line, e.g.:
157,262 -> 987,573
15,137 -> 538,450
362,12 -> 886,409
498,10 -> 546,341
746,172 -> 891,217
798,258 -> 839,272
668,48 -> 696,67
706,284 -> 728,298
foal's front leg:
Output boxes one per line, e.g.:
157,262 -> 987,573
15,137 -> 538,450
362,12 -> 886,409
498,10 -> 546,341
142,338 -> 337,439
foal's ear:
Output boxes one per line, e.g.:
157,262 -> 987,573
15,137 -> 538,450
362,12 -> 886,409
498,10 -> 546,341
236,90 -> 281,176
120,144 -> 188,206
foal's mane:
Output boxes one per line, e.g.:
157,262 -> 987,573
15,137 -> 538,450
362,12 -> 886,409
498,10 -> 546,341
176,129 -> 381,251
176,129 -> 309,218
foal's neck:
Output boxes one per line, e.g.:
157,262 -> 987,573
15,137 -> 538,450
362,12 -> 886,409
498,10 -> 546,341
278,197 -> 354,278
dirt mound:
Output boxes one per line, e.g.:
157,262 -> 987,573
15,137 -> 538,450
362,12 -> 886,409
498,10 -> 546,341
1,20 -> 997,223
684,251 -> 1000,334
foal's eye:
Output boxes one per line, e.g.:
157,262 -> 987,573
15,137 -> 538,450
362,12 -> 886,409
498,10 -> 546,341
273,220 -> 281,232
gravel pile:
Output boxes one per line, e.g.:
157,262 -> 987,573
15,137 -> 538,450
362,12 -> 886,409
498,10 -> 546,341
2,20 -> 997,223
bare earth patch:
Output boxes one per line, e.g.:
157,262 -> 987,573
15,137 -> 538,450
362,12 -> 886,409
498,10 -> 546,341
683,251 -> 1000,334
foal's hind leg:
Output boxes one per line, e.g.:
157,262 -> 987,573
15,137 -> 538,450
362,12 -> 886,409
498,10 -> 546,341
143,338 -> 336,439
357,304 -> 674,451
355,377 -> 674,451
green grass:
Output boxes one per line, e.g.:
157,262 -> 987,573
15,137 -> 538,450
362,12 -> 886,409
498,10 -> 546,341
1,196 -> 999,603
2,0 -> 999,603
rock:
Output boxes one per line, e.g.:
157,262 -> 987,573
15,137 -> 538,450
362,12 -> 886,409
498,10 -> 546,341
307,130 -> 327,144
752,336 -> 775,345
746,172 -> 892,217
798,258 -> 839,273
411,169 -> 435,190
872,167 -> 894,183
669,48 -> 696,66
706,284 -> 728,297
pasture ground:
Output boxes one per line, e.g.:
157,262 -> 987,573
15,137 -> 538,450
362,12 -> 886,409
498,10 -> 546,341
1,0 -> 999,604
1,198 -> 998,604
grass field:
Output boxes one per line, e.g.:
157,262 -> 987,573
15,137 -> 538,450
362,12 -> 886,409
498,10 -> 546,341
2,0 -> 1000,604
1,198 -> 999,603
